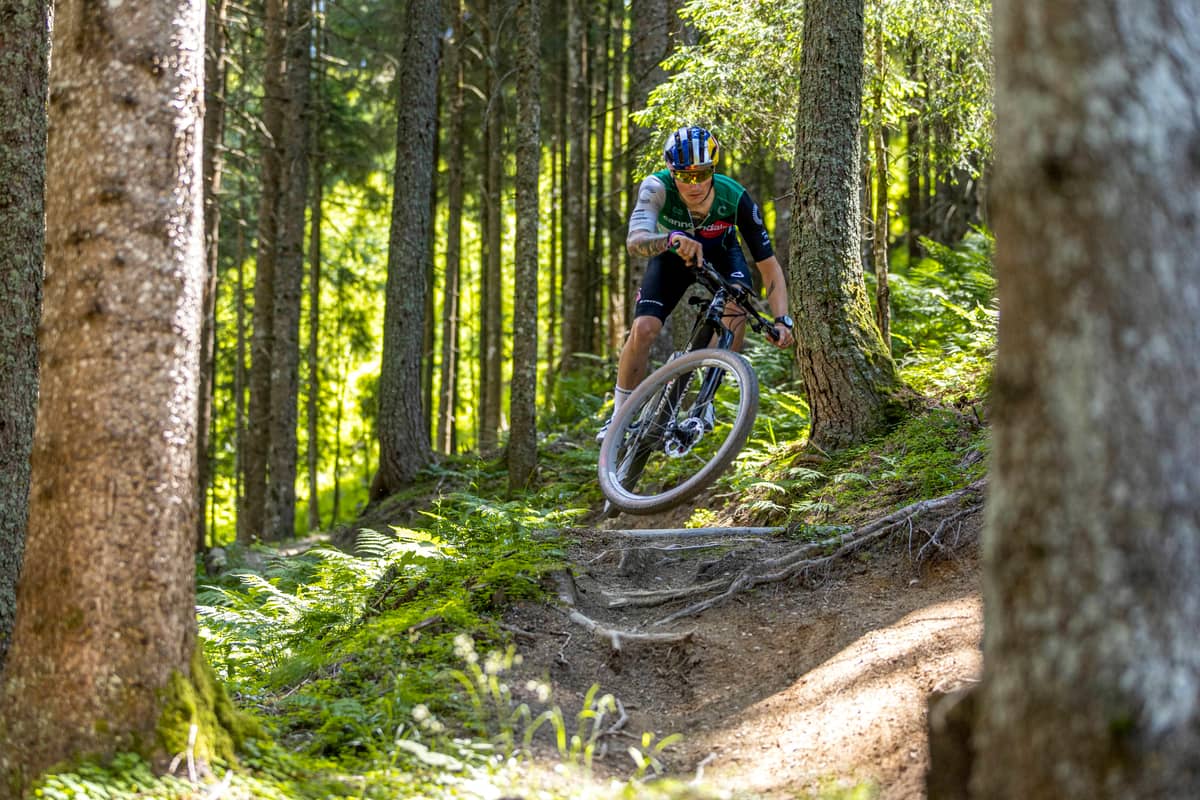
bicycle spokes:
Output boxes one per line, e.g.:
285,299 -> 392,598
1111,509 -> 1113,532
598,349 -> 760,514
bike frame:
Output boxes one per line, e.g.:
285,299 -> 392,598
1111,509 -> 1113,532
624,263 -> 774,469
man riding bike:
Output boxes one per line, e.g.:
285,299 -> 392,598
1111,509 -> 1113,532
599,124 -> 794,442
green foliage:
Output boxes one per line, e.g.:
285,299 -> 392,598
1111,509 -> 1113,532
890,228 -> 996,398
638,0 -> 993,172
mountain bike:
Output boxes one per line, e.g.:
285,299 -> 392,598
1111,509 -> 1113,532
598,260 -> 780,515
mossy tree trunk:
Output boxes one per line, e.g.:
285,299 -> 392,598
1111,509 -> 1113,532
372,0 -> 440,496
0,0 -> 49,671
969,1 -> 1200,797
0,0 -> 242,784
788,0 -> 908,453
508,0 -> 541,491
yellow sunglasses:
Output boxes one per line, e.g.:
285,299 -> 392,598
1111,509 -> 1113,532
672,168 -> 714,185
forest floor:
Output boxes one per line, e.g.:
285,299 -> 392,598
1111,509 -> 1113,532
501,488 -> 984,799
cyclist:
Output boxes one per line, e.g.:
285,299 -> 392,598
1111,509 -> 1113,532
598,124 -> 794,442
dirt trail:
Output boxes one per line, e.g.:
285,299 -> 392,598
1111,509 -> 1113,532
505,499 -> 983,799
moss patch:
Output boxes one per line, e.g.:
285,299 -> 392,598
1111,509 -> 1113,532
156,643 -> 264,764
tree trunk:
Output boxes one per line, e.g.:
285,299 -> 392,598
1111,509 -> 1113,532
772,156 -> 792,274
234,179 -> 248,529
967,2 -> 1200,797
905,42 -> 924,262
265,0 -> 313,540
199,0 -> 230,553
629,0 -> 672,365
606,0 -> 626,358
871,5 -> 890,351
508,0 -> 541,491
0,0 -> 241,780
372,0 -> 440,496
306,32 -> 324,534
559,0 -> 589,369
242,0 -> 286,542
789,0 -> 908,453
545,94 -> 561,403
589,5 -> 608,356
438,0 -> 466,456
0,0 -> 48,671
481,0 -> 504,454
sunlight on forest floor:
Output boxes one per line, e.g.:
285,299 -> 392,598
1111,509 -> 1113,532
709,595 -> 982,799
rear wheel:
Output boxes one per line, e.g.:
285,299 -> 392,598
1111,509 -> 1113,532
598,348 -> 759,515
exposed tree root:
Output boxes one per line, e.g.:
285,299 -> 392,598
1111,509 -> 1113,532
562,609 -> 695,652
606,526 -> 783,539
548,569 -> 696,652
642,479 -> 987,626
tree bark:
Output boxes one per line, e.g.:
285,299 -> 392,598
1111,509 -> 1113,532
968,2 -> 1200,797
628,0 -> 673,365
438,0 -> 466,455
479,0 -> 504,455
242,0 -> 287,542
871,4 -> 890,352
265,0 -> 313,540
0,0 -> 48,671
199,0 -> 230,553
789,0 -> 908,453
606,0 -> 626,358
905,42 -> 924,262
559,0 -> 589,369
508,0 -> 541,491
372,0 -> 441,496
306,30 -> 324,534
0,0 -> 240,780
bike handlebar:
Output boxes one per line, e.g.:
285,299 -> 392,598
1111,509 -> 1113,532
695,260 -> 782,342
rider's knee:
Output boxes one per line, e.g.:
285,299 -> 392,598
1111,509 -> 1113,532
629,316 -> 663,346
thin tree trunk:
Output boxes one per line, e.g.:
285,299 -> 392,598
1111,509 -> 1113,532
235,177 -> 247,532
0,0 -> 239,777
199,0 -> 230,553
607,1 -> 627,357
242,0 -> 287,542
423,79 -> 441,441
331,269 -> 345,522
0,0 -> 49,671
438,0 -> 465,455
590,2 -> 609,352
559,0 -> 588,370
372,0 -> 440,496
905,41 -> 923,262
483,1 -> 503,453
545,93 -> 561,403
306,29 -> 324,533
870,1 -> 890,350
629,0 -> 671,365
265,0 -> 313,540
508,0 -> 541,491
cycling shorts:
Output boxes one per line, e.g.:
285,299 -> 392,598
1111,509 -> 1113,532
634,245 -> 754,322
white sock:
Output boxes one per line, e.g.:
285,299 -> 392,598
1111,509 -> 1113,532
612,385 -> 633,416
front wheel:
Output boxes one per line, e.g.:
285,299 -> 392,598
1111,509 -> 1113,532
598,348 -> 759,515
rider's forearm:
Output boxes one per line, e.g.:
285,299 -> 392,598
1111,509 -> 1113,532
627,228 -> 672,258
626,176 -> 671,258
758,256 -> 790,319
